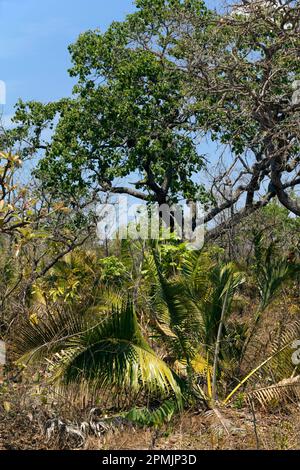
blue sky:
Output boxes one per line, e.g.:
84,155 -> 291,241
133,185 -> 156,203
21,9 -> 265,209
0,0 -> 220,123
0,0 -> 222,195
0,0 -> 135,121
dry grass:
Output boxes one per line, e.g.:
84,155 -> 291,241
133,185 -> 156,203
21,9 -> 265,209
1,291 -> 300,451
81,407 -> 300,450
1,391 -> 300,450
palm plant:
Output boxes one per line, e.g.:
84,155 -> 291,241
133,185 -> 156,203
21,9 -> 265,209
16,242 -> 244,415
15,300 -> 183,408
210,264 -> 245,402
143,244 -> 245,404
29,248 -> 131,324
241,232 -> 300,362
143,241 -> 300,410
224,320 -> 300,407
253,231 -> 299,311
13,238 -> 300,425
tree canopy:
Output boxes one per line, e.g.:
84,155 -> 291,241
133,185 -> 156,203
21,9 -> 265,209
5,0 -> 300,236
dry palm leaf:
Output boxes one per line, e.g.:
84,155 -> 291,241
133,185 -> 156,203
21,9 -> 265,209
247,375 -> 300,409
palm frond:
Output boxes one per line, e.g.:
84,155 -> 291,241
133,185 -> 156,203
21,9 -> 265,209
224,320 -> 300,404
144,248 -> 202,362
253,231 -> 300,310
16,301 -> 183,405
202,263 -> 245,350
15,308 -> 85,364
247,376 -> 300,409
85,287 -> 124,318
125,399 -> 178,428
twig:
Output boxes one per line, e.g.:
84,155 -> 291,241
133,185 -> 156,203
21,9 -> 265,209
249,397 -> 260,450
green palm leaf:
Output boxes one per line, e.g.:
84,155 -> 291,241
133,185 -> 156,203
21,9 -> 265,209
16,301 -> 183,404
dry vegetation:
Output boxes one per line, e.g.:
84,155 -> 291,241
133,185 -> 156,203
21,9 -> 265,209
1,248 -> 300,451
1,0 -> 300,452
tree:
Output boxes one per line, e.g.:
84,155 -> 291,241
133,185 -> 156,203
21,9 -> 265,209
181,0 -> 300,228
0,149 -> 32,235
7,0 -> 300,239
9,1 -> 209,208
0,136 -> 97,334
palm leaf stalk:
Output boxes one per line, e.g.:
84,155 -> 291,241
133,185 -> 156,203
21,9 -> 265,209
211,264 -> 245,403
224,320 -> 300,405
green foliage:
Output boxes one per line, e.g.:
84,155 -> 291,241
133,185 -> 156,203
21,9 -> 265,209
98,256 -> 129,284
30,250 -> 131,311
143,243 -> 245,403
16,301 -> 183,405
10,4 -> 208,204
253,231 -> 300,310
6,0 -> 236,224
202,263 -> 245,352
9,233 -> 300,422
3,1 -> 300,432
125,399 -> 178,428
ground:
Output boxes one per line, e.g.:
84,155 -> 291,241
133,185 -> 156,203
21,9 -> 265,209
1,383 -> 300,450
